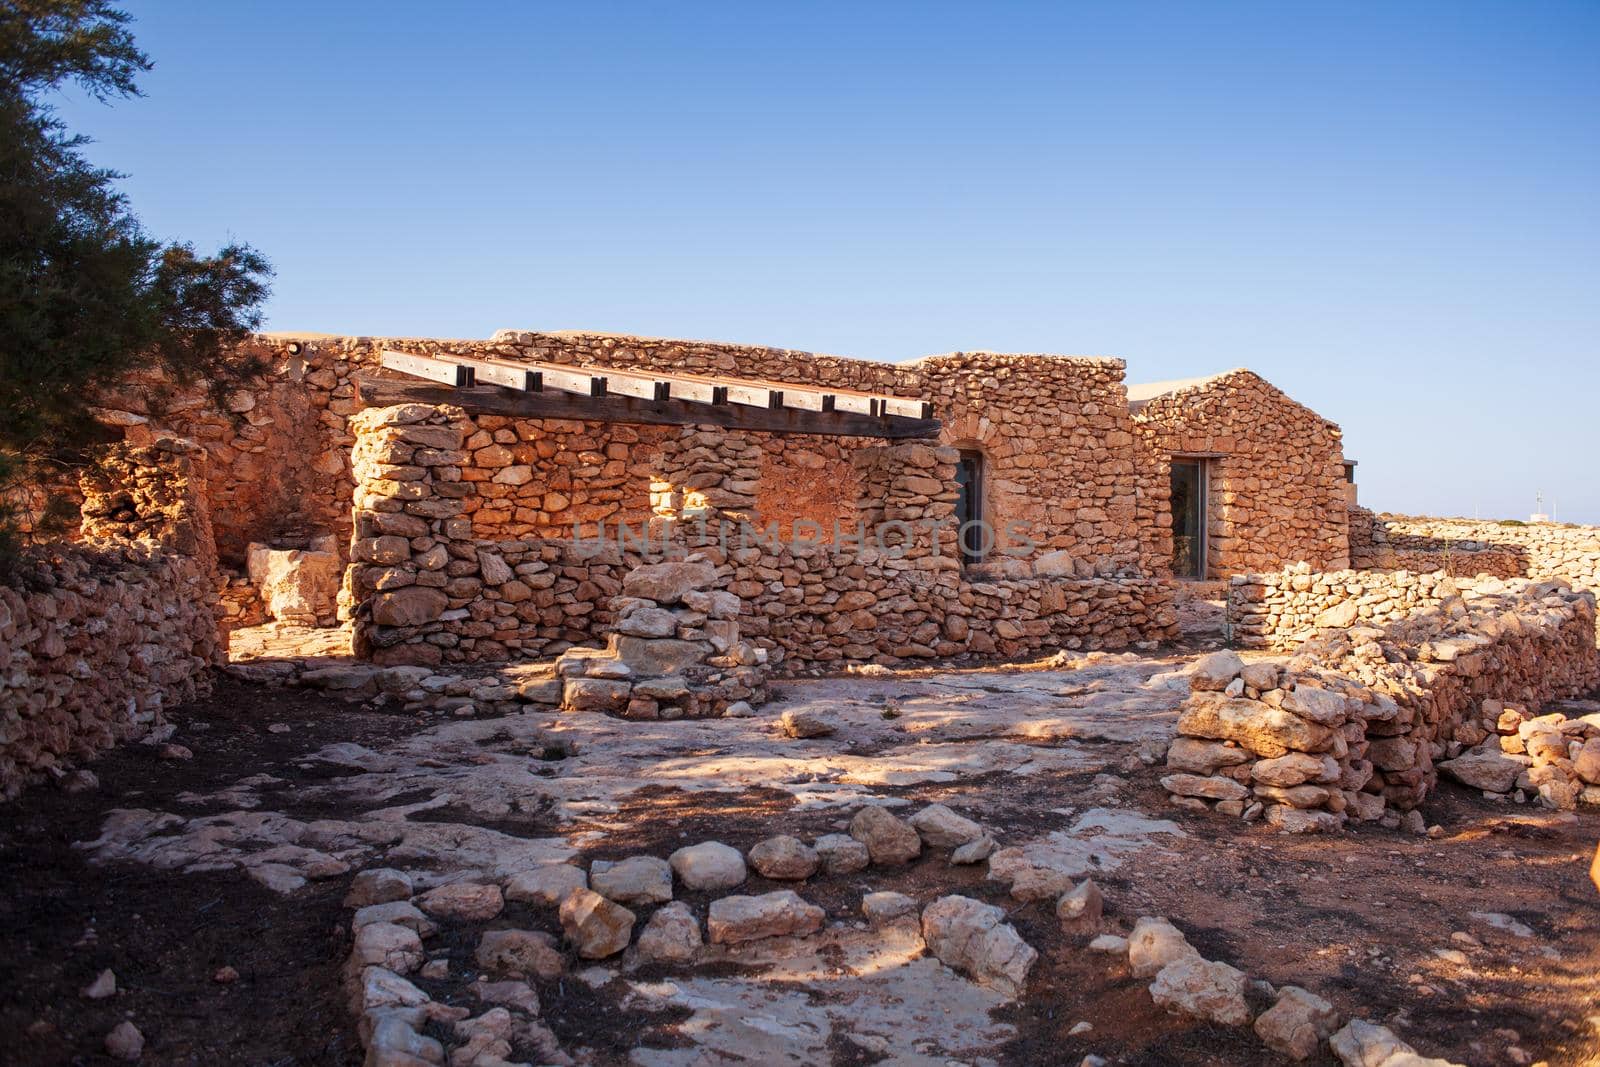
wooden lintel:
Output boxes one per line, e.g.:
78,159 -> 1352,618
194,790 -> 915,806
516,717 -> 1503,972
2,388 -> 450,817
356,375 -> 941,439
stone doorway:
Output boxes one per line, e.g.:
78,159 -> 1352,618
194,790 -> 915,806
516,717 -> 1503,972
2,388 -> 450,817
1169,457 -> 1208,579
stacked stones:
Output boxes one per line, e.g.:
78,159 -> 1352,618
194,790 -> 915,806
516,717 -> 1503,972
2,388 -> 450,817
1229,563 -> 1461,650
1,439 -> 221,797
1130,369 -> 1351,578
1356,510 -> 1600,600
650,427 -> 762,525
1164,576 -> 1600,831
556,555 -> 768,718
1437,701 -> 1600,810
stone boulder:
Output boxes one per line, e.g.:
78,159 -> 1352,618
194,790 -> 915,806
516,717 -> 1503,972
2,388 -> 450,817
504,864 -> 587,906
590,856 -> 673,905
814,833 -> 869,874
1190,650 -> 1245,692
920,895 -> 1037,998
747,835 -> 819,880
849,805 -> 922,865
1178,693 -> 1336,759
622,560 -> 717,605
1149,956 -> 1251,1026
1255,985 -> 1341,1060
371,586 -> 449,627
637,901 -> 703,963
558,889 -> 635,959
908,803 -> 984,849
1438,742 -> 1532,794
669,841 -> 747,891
475,929 -> 565,980
1128,916 -> 1200,978
707,890 -> 825,944
419,882 -> 504,922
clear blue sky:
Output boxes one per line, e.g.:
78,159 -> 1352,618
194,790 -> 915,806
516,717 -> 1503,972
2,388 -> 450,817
57,2 -> 1600,523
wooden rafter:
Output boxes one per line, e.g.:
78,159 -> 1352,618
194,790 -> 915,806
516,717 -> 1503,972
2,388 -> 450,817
366,350 -> 940,439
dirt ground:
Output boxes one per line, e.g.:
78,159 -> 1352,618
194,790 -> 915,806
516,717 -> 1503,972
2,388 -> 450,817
2,664 -> 1598,1066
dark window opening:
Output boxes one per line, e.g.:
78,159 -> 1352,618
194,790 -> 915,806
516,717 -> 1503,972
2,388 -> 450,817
1170,458 -> 1208,579
955,450 -> 985,564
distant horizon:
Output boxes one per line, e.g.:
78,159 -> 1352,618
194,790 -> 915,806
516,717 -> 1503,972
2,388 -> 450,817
57,1 -> 1600,524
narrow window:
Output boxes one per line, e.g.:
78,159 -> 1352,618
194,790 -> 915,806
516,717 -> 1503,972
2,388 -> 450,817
955,450 -> 985,564
1170,458 -> 1208,579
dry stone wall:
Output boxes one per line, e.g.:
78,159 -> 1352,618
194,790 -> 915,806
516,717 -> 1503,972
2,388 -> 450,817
1229,566 -> 1458,651
1353,509 -> 1600,591
0,440 -> 221,798
1167,573 -> 1600,831
345,404 -> 1177,669
1131,370 -> 1349,578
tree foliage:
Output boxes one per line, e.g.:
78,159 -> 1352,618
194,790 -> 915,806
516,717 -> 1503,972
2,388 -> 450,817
0,0 -> 271,560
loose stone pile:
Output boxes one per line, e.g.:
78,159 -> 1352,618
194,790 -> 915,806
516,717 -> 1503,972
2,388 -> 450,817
553,556 -> 769,718
1166,574 -> 1600,830
1437,701 -> 1600,810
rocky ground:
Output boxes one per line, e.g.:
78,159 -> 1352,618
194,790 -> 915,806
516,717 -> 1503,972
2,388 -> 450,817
1,639 -> 1598,1066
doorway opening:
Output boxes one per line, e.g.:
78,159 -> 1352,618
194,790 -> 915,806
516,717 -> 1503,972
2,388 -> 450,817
1170,457 -> 1208,579
955,449 -> 985,564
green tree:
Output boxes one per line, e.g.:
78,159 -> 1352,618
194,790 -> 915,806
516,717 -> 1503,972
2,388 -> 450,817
0,0 -> 271,562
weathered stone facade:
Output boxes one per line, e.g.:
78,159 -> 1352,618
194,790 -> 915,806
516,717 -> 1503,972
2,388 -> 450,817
0,440 -> 221,797
344,403 -> 1176,668
1130,370 -> 1350,579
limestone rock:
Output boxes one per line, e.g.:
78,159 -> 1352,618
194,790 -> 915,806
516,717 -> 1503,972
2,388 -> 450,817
419,882 -> 503,922
1178,693 -> 1335,758
505,864 -> 587,906
1128,916 -> 1200,978
1149,956 -> 1251,1026
1165,737 -> 1252,775
353,901 -> 436,938
849,805 -> 922,865
908,803 -> 984,849
352,921 -> 425,975
1055,880 -> 1104,927
1189,650 -> 1244,691
558,889 -> 636,959
475,929 -> 564,979
748,835 -> 820,880
371,587 -> 449,627
951,834 -> 997,864
1328,1019 -> 1417,1067
621,560 -> 717,605
814,833 -> 870,874
1438,742 -> 1533,794
707,890 -> 824,944
1255,985 -> 1341,1060
669,841 -> 748,891
105,1021 -> 144,1061
778,708 -> 837,738
590,856 -> 673,905
920,894 -> 1037,998
82,969 -> 116,1000
1251,752 -> 1332,788
1161,773 -> 1249,801
637,901 -> 703,963
861,891 -> 917,925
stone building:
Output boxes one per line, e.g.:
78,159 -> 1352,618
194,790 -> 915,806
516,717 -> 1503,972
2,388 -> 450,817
1127,369 -> 1351,580
86,330 -> 1352,667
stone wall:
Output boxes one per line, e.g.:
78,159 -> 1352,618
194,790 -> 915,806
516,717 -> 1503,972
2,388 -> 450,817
1352,508 -> 1599,590
1131,370 -> 1349,578
97,331 -> 1165,581
1228,565 -> 1460,651
1164,575 -> 1600,831
0,440 -> 221,798
345,404 -> 1177,669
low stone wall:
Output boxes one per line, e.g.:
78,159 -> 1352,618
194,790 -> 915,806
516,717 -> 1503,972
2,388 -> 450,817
1351,508 -> 1599,588
1,441 -> 221,798
1228,565 -> 1458,651
346,404 -> 1177,669
1166,576 -> 1600,831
